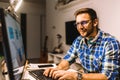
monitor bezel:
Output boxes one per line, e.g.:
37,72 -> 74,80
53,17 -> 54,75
0,8 -> 15,80
0,8 -> 25,80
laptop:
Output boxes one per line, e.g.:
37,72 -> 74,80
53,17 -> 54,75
0,8 -> 56,80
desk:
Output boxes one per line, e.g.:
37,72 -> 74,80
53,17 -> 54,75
1,62 -> 56,80
22,70 -> 36,80
22,63 -> 56,80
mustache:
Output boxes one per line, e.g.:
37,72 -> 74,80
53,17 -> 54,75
80,27 -> 87,32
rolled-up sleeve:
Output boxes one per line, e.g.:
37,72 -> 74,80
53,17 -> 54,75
101,40 -> 120,80
63,37 -> 81,64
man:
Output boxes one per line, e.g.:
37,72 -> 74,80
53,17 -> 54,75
43,8 -> 120,80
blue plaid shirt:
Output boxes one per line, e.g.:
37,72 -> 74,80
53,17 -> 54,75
63,29 -> 120,80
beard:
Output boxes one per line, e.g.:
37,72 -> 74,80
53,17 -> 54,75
79,25 -> 94,38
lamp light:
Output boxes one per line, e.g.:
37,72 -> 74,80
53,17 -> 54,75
10,0 -> 23,12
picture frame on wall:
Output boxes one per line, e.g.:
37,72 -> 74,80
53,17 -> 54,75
55,0 -> 75,9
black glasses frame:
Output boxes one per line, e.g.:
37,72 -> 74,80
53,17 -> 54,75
74,20 -> 91,28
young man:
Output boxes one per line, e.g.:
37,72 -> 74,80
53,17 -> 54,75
43,8 -> 120,80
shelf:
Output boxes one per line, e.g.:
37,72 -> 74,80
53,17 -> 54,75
55,0 -> 89,10
48,52 -> 64,64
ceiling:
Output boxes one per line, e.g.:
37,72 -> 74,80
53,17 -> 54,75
0,0 -> 44,4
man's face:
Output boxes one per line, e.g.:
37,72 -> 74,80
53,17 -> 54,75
75,13 -> 97,38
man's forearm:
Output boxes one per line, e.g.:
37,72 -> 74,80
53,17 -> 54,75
57,59 -> 70,70
82,73 -> 108,80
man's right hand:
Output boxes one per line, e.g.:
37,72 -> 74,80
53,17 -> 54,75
43,60 -> 70,79
43,67 -> 59,77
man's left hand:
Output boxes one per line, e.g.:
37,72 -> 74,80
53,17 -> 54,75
52,70 -> 78,80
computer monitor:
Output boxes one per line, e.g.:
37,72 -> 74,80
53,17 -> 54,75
0,8 -> 26,80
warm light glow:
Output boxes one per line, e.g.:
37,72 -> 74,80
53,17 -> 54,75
9,0 -> 23,12
10,0 -> 14,4
14,0 -> 23,12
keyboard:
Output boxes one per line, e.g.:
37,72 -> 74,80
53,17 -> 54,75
29,69 -> 54,80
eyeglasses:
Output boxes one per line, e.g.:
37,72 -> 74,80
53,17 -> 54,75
74,20 -> 92,28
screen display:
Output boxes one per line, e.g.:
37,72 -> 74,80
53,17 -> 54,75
5,13 -> 26,80
5,14 -> 25,69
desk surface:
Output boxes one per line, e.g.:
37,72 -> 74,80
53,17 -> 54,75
1,61 -> 56,80
22,70 -> 36,80
22,63 -> 56,80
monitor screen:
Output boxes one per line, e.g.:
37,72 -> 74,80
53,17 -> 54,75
0,8 -> 26,80
65,20 -> 80,45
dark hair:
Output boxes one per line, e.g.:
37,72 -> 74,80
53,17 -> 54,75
74,8 -> 98,20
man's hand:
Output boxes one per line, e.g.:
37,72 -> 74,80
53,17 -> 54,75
43,67 -> 59,77
43,60 -> 70,79
52,70 -> 78,80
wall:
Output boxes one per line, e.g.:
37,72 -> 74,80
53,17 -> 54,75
18,1 -> 45,59
46,0 -> 120,52
0,2 -> 9,8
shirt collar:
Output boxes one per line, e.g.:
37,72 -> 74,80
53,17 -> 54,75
83,29 -> 102,45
